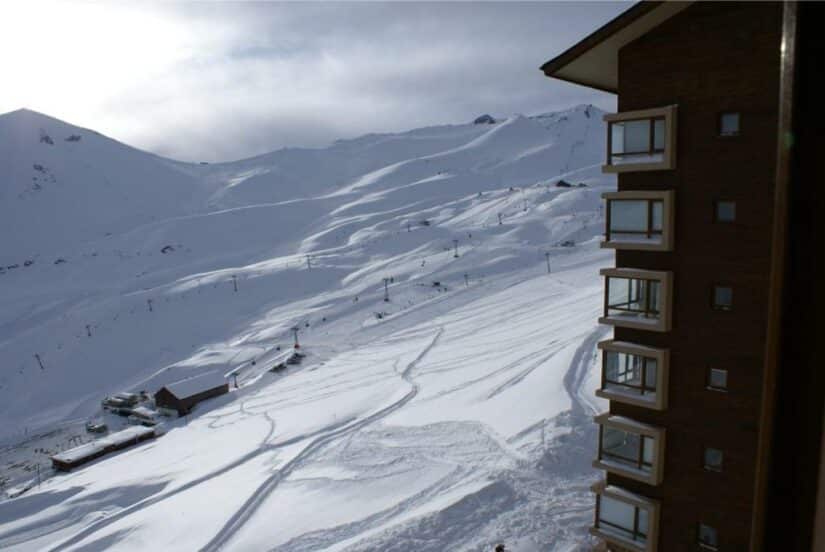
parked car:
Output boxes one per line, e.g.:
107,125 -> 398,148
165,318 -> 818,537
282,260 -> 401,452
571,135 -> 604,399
128,406 -> 159,426
102,397 -> 130,410
85,421 -> 108,434
102,392 -> 141,410
113,392 -> 141,406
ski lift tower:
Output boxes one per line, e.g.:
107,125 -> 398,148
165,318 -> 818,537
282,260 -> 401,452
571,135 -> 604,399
383,278 -> 391,302
291,326 -> 301,349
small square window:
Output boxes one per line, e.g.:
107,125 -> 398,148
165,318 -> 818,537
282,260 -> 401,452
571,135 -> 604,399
715,201 -> 736,222
719,112 -> 740,136
713,286 -> 733,310
704,448 -> 724,472
708,368 -> 728,391
698,523 -> 719,549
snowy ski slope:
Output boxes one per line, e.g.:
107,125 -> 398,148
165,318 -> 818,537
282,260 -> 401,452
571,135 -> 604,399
0,105 -> 613,551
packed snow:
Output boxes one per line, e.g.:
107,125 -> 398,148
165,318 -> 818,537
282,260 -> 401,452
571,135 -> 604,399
0,105 -> 613,551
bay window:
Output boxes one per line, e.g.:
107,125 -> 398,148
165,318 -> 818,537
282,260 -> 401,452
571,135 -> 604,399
594,414 -> 666,485
591,482 -> 660,552
603,105 -> 677,172
600,268 -> 673,332
603,191 -> 674,250
597,340 -> 669,410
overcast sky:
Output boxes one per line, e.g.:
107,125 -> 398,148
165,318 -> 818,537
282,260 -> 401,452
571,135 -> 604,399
2,2 -> 626,162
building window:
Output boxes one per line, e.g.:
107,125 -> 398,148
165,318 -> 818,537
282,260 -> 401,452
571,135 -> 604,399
600,426 -> 654,471
605,350 -> 658,396
603,191 -> 674,251
609,278 -> 660,317
603,105 -> 677,173
714,200 -> 736,222
707,368 -> 728,391
712,285 -> 733,310
611,118 -> 664,161
719,112 -> 740,136
591,483 -> 660,551
610,198 -> 664,239
600,268 -> 673,332
597,340 -> 669,410
594,414 -> 666,485
698,523 -> 719,550
598,493 -> 649,544
704,447 -> 724,472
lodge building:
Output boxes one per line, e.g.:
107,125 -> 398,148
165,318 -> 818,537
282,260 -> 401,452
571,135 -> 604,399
154,372 -> 229,417
542,2 -> 823,551
51,426 -> 156,471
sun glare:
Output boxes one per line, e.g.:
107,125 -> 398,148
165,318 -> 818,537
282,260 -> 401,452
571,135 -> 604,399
0,2 -> 191,122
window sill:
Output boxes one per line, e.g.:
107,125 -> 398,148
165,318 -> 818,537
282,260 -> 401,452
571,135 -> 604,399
593,458 -> 660,485
596,388 -> 666,410
599,314 -> 670,333
589,527 -> 649,552
602,161 -> 674,173
601,239 -> 670,252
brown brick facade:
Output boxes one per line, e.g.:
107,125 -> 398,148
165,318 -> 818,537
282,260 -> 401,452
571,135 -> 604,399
607,3 -> 783,550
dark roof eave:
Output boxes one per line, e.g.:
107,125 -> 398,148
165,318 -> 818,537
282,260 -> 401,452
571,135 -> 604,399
540,0 -> 664,90
546,73 -> 618,95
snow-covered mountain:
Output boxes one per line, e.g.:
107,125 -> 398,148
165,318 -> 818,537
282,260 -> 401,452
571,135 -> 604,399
0,105 -> 613,551
0,109 -> 205,261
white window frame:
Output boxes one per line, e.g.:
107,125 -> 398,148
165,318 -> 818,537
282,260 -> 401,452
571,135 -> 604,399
603,105 -> 678,173
599,268 -> 674,332
591,481 -> 661,552
593,413 -> 666,485
597,340 -> 669,410
602,190 -> 675,251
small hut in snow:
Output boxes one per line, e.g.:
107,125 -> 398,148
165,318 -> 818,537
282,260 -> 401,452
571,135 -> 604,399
154,372 -> 229,416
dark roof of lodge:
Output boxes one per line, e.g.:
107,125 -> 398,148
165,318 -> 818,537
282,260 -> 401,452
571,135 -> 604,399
160,372 -> 227,400
540,1 -> 694,93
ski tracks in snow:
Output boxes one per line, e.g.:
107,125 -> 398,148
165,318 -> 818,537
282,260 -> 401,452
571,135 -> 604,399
43,328 -> 443,552
199,326 -> 443,552
273,323 -> 602,552
563,325 -> 609,417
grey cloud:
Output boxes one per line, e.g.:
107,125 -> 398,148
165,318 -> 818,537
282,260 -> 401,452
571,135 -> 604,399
94,2 -> 628,161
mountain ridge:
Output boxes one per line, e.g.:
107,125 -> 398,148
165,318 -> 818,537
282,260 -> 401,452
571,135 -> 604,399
0,103 -> 601,164
0,104 -> 612,551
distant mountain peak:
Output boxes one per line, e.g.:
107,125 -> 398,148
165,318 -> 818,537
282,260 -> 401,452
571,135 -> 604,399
473,114 -> 497,125
0,107 -> 67,124
0,108 -> 90,147
531,103 -> 605,121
